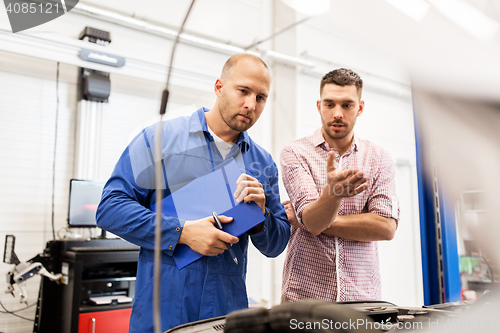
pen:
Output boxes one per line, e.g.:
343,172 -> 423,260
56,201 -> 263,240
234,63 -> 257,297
212,212 -> 238,265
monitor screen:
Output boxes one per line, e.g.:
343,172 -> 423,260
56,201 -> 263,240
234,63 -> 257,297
68,179 -> 105,228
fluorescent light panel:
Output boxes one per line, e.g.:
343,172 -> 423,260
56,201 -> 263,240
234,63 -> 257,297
385,0 -> 430,21
428,0 -> 499,41
281,0 -> 331,17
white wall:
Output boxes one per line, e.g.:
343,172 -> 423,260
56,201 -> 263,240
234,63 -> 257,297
0,1 -> 423,330
0,53 -> 75,333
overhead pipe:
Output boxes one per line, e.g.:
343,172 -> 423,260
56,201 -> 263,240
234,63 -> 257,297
73,3 -> 312,68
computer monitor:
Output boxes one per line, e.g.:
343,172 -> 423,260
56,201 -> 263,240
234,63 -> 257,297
67,179 -> 105,228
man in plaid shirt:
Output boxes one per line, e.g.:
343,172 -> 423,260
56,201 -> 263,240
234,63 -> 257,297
280,68 -> 399,302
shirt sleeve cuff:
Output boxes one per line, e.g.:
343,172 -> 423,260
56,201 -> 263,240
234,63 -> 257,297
163,217 -> 185,255
248,208 -> 269,238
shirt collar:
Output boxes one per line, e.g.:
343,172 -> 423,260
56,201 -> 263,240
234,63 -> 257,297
313,127 -> 359,153
190,107 -> 250,152
313,128 -> 326,147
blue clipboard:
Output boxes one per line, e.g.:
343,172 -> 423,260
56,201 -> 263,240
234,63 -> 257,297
151,158 -> 265,269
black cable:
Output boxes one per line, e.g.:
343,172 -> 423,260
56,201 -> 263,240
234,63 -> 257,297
50,62 -> 60,240
159,0 -> 196,115
244,17 -> 310,50
0,299 -> 36,313
167,0 -> 195,88
0,299 -> 34,322
481,256 -> 495,284
154,2 -> 196,332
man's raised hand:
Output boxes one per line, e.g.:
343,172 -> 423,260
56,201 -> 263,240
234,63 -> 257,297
325,151 -> 368,198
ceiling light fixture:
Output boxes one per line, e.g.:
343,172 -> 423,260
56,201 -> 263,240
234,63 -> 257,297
384,0 -> 430,21
281,0 -> 331,17
428,0 -> 499,41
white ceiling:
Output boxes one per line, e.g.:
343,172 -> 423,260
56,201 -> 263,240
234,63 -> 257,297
308,0 -> 500,100
79,0 -> 263,46
73,0 -> 500,100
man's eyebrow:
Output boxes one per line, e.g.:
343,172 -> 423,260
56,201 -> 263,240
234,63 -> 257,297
238,85 -> 268,98
323,98 -> 355,103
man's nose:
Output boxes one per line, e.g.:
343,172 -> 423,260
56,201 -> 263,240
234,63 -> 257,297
244,95 -> 256,111
332,106 -> 343,119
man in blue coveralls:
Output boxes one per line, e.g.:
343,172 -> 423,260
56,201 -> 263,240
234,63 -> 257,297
96,54 -> 291,332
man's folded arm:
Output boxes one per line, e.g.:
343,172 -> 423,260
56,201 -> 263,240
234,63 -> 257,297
321,213 -> 396,241
281,147 -> 339,236
307,150 -> 399,241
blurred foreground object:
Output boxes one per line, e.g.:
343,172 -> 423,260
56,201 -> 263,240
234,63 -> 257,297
165,298 -> 484,332
412,88 -> 500,270
412,86 -> 500,332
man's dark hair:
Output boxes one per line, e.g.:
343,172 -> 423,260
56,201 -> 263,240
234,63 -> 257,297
320,68 -> 363,98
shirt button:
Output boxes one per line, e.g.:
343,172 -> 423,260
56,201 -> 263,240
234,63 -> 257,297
169,245 -> 173,250
176,227 -> 180,232
262,229 -> 266,233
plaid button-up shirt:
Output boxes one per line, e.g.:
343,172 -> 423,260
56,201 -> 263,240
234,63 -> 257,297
280,128 -> 399,302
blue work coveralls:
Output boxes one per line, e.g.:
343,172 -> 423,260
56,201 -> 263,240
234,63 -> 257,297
96,108 -> 290,332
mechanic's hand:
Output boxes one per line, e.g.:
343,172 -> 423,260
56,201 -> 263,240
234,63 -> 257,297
282,200 -> 301,229
325,151 -> 368,198
234,174 -> 266,214
178,215 -> 239,256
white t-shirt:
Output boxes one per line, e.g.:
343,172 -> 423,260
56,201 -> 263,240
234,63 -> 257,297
207,125 -> 235,160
